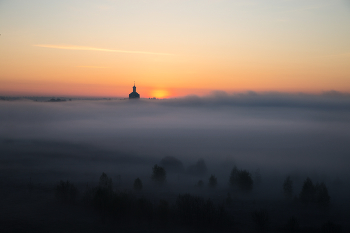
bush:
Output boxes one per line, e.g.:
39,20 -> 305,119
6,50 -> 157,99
209,175 -> 217,188
283,176 -> 293,198
55,180 -> 78,204
230,166 -> 253,191
134,178 -> 143,191
197,180 -> 204,187
152,164 -> 166,185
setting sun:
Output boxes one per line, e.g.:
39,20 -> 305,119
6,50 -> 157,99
149,90 -> 170,99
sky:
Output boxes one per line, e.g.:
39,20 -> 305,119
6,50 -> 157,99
1,0 -> 350,98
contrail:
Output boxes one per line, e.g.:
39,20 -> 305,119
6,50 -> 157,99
33,44 -> 174,55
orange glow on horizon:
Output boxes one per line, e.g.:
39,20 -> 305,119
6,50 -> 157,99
149,90 -> 170,99
1,1 -> 350,97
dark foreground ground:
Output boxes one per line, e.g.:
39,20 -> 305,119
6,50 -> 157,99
1,140 -> 349,232
1,178 -> 349,233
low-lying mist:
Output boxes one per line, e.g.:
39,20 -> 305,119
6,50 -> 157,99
2,91 -> 350,232
1,91 -> 350,198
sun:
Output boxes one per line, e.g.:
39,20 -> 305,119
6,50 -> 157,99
149,90 -> 170,99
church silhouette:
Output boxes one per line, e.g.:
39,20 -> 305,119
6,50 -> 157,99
129,82 -> 140,99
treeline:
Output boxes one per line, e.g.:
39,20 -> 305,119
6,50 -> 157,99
54,164 -> 338,232
283,176 -> 330,206
56,172 -> 234,231
56,164 -> 332,207
150,163 -> 331,207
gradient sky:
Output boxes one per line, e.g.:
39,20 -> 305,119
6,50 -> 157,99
1,0 -> 350,98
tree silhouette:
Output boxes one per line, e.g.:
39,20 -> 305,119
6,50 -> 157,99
299,177 -> 330,205
230,166 -> 253,191
299,177 -> 315,203
188,158 -> 208,176
229,166 -> 239,186
99,172 -> 113,191
283,176 -> 293,198
230,167 -> 253,191
209,175 -> 217,188
55,180 -> 78,204
160,156 -> 184,173
134,178 -> 143,191
315,182 -> 330,205
152,164 -> 166,185
238,170 -> 253,191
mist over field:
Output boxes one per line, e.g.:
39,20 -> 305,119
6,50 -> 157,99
1,92 -> 350,232
2,92 -> 350,174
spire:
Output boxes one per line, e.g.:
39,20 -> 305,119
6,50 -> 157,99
129,81 -> 140,98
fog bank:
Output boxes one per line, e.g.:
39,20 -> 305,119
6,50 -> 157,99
1,92 -> 350,188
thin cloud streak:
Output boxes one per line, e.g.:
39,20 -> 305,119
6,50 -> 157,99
317,52 -> 350,58
76,66 -> 108,69
33,44 -> 174,56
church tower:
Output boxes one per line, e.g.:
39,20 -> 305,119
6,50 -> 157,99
129,82 -> 140,99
